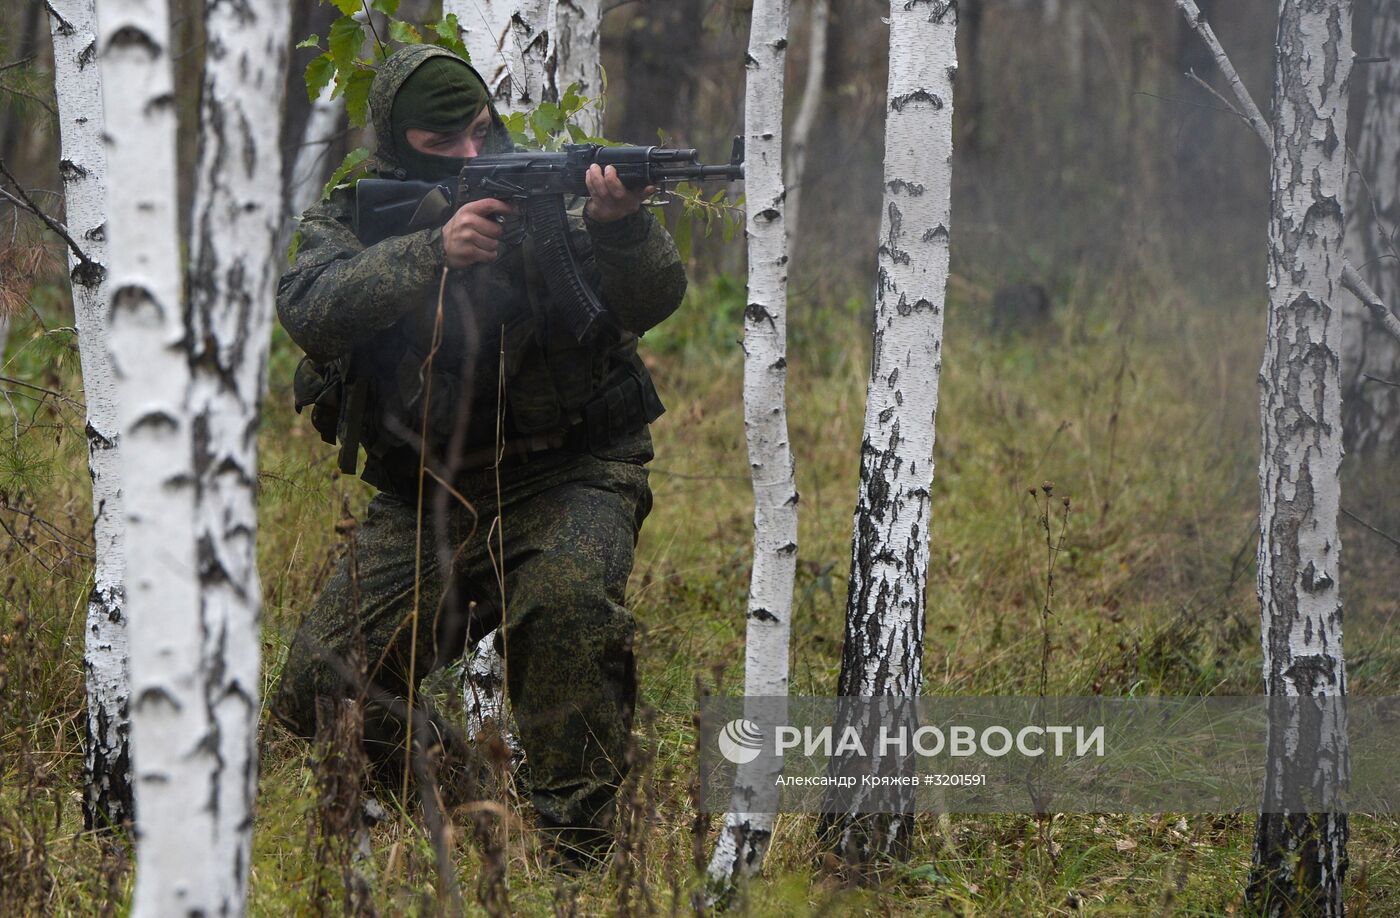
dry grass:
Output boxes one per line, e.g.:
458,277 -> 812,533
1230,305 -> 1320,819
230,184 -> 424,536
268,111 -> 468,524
2,261 -> 1399,915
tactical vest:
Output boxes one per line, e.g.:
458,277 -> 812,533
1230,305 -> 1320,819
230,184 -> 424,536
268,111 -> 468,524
293,216 -> 663,494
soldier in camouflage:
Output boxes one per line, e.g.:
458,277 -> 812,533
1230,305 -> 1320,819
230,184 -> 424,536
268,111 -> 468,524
271,44 -> 686,864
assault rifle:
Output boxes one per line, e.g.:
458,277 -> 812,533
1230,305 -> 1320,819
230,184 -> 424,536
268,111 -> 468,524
354,138 -> 745,340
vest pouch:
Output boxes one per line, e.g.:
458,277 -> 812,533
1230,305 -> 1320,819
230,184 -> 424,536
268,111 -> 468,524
293,355 -> 342,446
502,318 -> 564,434
580,353 -> 665,451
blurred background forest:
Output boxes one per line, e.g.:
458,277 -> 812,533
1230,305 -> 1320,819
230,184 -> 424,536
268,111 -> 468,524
3,0 -> 1400,914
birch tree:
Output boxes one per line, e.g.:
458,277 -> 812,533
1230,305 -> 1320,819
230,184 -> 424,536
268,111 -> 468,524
784,0 -> 828,253
100,0 -> 288,910
1341,0 -> 1400,454
554,0 -> 602,137
46,0 -> 130,833
284,82 -> 345,248
705,0 -> 795,899
1248,1 -> 1352,912
446,0 -> 559,115
818,0 -> 956,864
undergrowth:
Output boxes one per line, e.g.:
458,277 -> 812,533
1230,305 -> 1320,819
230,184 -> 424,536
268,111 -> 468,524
2,263 -> 1399,915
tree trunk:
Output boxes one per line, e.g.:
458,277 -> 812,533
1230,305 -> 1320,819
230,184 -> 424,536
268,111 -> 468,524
100,0 -> 288,910
1247,1 -> 1352,914
818,0 -> 956,866
447,0 -> 559,114
1341,0 -> 1400,454
47,0 -> 131,835
785,0 -> 828,256
705,0 -> 795,900
284,82 -> 345,249
618,0 -> 704,145
554,0 -> 603,137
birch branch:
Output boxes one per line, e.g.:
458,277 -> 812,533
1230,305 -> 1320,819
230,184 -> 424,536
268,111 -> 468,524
1175,0 -> 1400,345
0,159 -> 94,268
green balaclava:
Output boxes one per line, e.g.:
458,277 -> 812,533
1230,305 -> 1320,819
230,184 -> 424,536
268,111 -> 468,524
391,56 -> 491,181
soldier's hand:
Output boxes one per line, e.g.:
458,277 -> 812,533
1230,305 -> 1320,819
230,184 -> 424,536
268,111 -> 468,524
583,164 -> 655,223
442,198 -> 516,269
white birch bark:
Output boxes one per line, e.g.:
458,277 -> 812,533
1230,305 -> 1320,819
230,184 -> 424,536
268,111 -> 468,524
705,0 -> 795,899
1175,0 -> 1400,347
47,0 -> 131,833
462,631 -> 521,762
187,0 -> 289,907
784,0 -> 828,253
819,0 -> 956,864
100,0 -> 288,910
1247,1 -> 1351,914
285,81 -> 345,241
1341,0 -> 1400,453
446,0 -> 559,115
100,0 -> 204,907
554,0 -> 602,137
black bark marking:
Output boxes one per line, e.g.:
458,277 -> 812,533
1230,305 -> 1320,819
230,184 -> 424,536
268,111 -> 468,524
889,89 -> 943,112
1301,561 -> 1334,592
749,607 -> 779,623
71,260 -> 106,288
59,158 -> 89,181
108,26 -> 162,58
86,421 -> 116,451
922,224 -> 950,242
131,410 -> 179,435
886,179 -> 925,196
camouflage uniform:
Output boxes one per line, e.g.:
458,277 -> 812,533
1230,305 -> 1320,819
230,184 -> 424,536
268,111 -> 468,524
271,45 -> 685,850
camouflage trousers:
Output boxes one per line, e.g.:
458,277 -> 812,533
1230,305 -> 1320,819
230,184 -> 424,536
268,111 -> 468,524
271,445 -> 651,844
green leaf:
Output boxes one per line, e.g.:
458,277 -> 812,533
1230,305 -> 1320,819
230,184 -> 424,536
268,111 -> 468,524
297,33 -> 321,50
530,104 -> 565,139
674,213 -> 692,263
501,111 -> 529,147
304,53 -> 335,103
430,15 -> 470,61
323,147 -> 371,200
287,228 -> 304,265
561,82 -> 582,114
566,123 -> 587,144
328,15 -> 364,73
343,67 -> 374,128
388,20 -> 421,44
370,0 -> 400,14
330,0 -> 360,14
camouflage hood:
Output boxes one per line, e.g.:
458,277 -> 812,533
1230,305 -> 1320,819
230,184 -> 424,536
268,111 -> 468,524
368,44 -> 514,179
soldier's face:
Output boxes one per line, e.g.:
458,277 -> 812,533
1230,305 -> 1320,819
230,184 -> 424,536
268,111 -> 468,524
404,106 -> 492,161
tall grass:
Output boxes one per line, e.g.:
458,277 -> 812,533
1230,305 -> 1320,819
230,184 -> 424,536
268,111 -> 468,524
2,263 -> 1398,915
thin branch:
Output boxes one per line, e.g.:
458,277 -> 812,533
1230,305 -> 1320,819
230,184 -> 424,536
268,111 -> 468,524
1184,68 -> 1247,121
1174,0 -> 1400,347
1135,87 -> 1240,118
1173,0 -> 1272,146
1361,373 -> 1400,389
0,56 -> 36,73
0,158 -> 93,267
1341,261 -> 1400,344
0,373 -> 85,410
1341,506 -> 1400,552
0,82 -> 57,117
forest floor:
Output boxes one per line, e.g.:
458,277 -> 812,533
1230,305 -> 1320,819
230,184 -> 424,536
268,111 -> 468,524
3,262 -> 1399,916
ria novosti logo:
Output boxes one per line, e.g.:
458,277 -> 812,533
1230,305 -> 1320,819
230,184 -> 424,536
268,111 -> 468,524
717,719 -> 765,765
